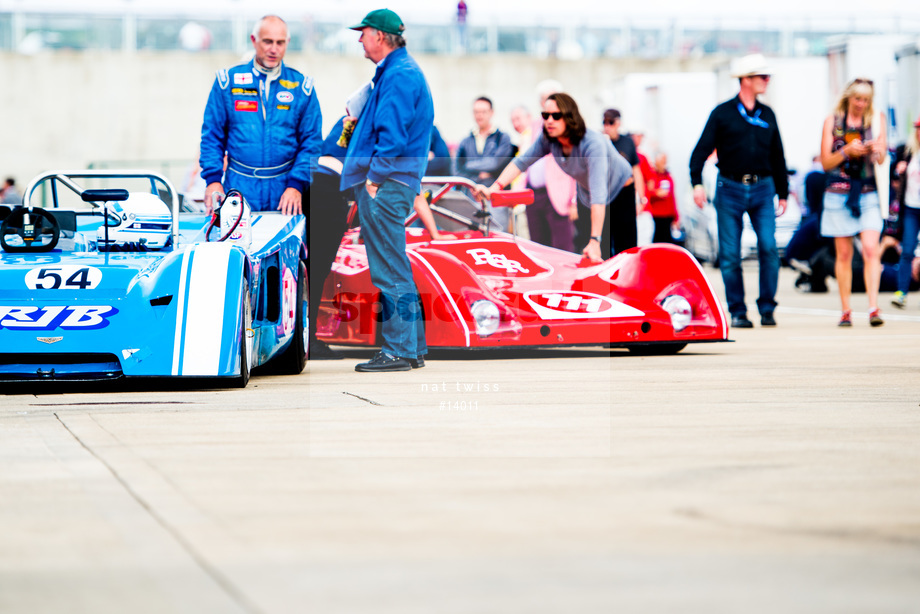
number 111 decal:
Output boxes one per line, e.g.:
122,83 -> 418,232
523,290 -> 644,320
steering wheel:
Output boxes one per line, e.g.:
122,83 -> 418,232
0,207 -> 61,252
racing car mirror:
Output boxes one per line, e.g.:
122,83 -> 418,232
0,206 -> 61,252
477,189 -> 534,238
490,189 -> 534,209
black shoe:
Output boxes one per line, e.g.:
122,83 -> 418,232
760,312 -> 776,326
409,356 -> 425,369
309,339 -> 344,360
731,316 -> 754,328
355,351 -> 411,372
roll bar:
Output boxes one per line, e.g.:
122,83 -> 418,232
419,176 -> 533,238
23,169 -> 181,248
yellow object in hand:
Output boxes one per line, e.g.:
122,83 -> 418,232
336,118 -> 356,148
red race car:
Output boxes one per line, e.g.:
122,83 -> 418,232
316,178 -> 728,355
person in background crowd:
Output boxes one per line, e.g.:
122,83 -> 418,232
304,116 -> 356,360
507,104 -> 533,237
819,77 -> 887,327
1,177 -> 21,204
426,125 -> 451,177
412,125 -> 455,241
455,96 -> 515,230
199,15 -> 322,215
475,93 -> 631,263
646,152 -> 680,244
509,105 -> 533,177
601,108 -> 647,255
786,167 -> 831,293
689,53 -> 788,329
456,0 -> 468,51
891,114 -> 920,309
340,8 -> 434,372
631,128 -> 653,184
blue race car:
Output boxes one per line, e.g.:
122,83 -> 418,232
0,170 -> 308,386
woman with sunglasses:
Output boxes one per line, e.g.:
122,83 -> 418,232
820,77 -> 888,327
474,93 -> 632,263
891,114 -> 920,309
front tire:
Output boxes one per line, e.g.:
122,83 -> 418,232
274,260 -> 308,374
232,280 -> 252,388
628,343 -> 687,356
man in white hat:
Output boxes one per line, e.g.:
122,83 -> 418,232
689,53 -> 789,329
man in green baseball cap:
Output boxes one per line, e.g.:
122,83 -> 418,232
341,7 -> 434,372
349,8 -> 405,36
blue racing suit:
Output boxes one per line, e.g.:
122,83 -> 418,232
200,60 -> 322,211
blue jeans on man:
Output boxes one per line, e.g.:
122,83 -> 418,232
897,206 -> 920,294
357,179 -> 427,360
714,175 -> 779,319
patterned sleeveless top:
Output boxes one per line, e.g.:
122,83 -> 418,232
827,113 -> 876,194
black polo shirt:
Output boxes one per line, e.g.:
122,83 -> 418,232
689,95 -> 789,199
610,134 -> 640,167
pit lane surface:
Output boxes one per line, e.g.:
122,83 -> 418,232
2,265 -> 919,613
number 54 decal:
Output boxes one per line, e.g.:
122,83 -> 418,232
25,266 -> 102,290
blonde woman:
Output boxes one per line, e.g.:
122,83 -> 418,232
820,78 -> 887,327
892,115 -> 920,308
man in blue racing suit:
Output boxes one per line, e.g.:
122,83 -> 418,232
200,14 -> 322,215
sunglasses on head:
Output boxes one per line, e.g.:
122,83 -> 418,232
541,112 -> 564,120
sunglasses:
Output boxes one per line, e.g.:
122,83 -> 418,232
603,119 -> 616,125
541,112 -> 564,120
752,74 -> 771,80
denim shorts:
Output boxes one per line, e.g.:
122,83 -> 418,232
820,190 -> 883,237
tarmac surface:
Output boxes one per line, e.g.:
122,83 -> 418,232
2,264 -> 919,614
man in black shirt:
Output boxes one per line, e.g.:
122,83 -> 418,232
601,108 -> 647,255
689,53 -> 788,328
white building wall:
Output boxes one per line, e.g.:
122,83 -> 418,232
0,49 -> 896,211
895,42 -> 920,145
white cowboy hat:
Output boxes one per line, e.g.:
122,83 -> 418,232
730,54 -> 771,78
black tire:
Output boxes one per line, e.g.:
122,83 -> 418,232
232,280 -> 251,388
628,343 -> 687,356
274,260 -> 308,374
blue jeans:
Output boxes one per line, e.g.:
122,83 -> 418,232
357,179 -> 426,360
714,176 -> 779,318
897,206 -> 920,294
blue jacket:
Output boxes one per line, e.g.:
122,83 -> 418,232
426,126 -> 451,177
455,128 -> 513,183
340,47 -> 434,194
200,60 -> 322,210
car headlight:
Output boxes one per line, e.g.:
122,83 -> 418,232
661,294 -> 692,332
470,299 -> 500,336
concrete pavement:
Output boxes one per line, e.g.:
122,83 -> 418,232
2,265 -> 919,613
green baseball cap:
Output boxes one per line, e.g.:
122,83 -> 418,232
349,8 -> 405,35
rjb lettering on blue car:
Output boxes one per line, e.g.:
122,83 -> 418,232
0,306 -> 117,330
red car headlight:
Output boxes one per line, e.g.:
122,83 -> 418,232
661,294 -> 692,332
470,299 -> 501,336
